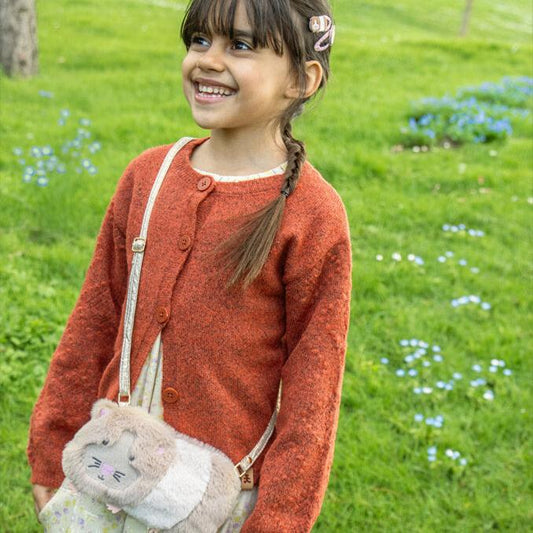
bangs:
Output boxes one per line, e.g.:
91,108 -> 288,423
181,0 -> 290,55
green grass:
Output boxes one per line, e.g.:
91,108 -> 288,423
1,0 -> 532,530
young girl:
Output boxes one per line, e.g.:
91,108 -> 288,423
29,0 -> 351,531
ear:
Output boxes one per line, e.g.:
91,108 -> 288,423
285,61 -> 324,99
302,60 -> 323,98
91,399 -> 116,419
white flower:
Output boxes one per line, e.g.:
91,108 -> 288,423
483,390 -> 495,401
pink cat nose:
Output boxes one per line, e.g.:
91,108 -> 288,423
101,463 -> 115,476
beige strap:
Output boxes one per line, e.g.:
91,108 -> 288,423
235,381 -> 282,478
118,137 -> 194,404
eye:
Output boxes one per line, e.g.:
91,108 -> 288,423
190,33 -> 210,49
232,39 -> 253,51
101,439 -> 109,446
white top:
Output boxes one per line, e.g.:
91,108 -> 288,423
193,163 -> 287,182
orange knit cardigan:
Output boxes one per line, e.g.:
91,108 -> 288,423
27,138 -> 352,532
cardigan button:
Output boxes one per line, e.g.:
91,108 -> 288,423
197,176 -> 212,191
156,306 -> 170,324
178,234 -> 191,251
162,387 -> 179,404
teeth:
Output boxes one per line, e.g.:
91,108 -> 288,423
198,84 -> 235,96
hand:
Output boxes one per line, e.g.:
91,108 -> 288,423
32,484 -> 57,516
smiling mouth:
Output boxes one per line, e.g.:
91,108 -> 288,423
195,82 -> 237,99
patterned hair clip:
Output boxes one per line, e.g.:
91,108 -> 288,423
309,15 -> 335,52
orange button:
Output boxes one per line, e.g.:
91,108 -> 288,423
156,306 -> 170,324
197,176 -> 212,191
162,387 -> 179,404
178,234 -> 191,250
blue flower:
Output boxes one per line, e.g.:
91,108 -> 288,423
503,369 -> 512,376
414,413 -> 424,422
396,369 -> 406,377
408,369 -> 418,377
433,354 -> 443,363
380,357 -> 389,365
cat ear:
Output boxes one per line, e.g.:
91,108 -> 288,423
91,399 -> 116,419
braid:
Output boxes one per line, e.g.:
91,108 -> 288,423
280,122 -> 306,197
215,118 -> 306,290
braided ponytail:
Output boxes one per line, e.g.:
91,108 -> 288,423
216,110 -> 307,290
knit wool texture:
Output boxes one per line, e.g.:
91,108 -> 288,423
27,138 -> 352,532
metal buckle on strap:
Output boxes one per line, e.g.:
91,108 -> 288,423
132,237 -> 146,253
235,456 -> 253,478
118,393 -> 131,406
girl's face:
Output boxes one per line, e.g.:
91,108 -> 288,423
181,1 -> 297,136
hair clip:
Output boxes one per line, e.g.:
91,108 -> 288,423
309,15 -> 335,52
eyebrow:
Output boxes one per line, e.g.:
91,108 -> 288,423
232,29 -> 254,41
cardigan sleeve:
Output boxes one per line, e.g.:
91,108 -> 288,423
27,170 -> 132,488
242,193 -> 352,532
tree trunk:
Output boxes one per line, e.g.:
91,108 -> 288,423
0,0 -> 38,77
459,0 -> 474,37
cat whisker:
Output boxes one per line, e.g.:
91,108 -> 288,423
88,456 -> 102,468
113,471 -> 125,482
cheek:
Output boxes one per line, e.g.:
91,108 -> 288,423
181,54 -> 196,85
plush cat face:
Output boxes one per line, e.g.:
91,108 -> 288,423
83,430 -> 139,489
62,399 -> 177,507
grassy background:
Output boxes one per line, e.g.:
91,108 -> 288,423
1,0 -> 532,530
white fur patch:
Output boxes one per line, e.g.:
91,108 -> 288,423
122,438 -> 212,529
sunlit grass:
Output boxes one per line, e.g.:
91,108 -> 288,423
0,0 -> 531,530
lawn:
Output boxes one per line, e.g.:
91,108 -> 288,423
0,0 -> 532,531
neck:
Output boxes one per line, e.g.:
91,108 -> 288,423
191,126 -> 287,176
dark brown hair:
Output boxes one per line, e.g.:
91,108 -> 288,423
181,0 -> 333,288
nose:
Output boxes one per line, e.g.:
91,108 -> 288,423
101,463 -> 115,476
197,43 -> 225,72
